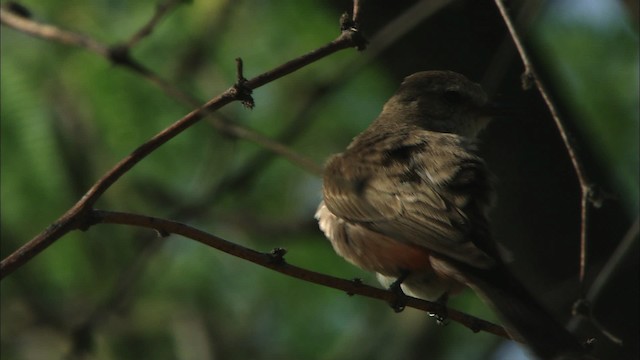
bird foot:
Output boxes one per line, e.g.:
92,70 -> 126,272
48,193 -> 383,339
428,293 -> 449,325
388,274 -> 409,313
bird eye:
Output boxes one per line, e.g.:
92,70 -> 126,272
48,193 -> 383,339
442,90 -> 463,104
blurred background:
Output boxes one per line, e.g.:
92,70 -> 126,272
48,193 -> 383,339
1,0 -> 638,359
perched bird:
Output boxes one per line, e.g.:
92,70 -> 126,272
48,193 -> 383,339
316,71 -> 588,359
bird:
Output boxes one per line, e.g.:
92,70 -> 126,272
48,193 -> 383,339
315,71 -> 588,359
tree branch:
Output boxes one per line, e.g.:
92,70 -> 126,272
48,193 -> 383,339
493,0 -> 595,287
91,209 -> 512,340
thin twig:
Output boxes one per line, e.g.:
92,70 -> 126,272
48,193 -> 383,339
93,209 -> 512,340
493,0 -> 594,287
569,216 -> 639,346
0,7 -> 108,56
0,4 -> 362,279
352,0 -> 363,24
126,0 -> 184,48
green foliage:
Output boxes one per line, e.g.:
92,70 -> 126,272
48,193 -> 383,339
0,2 -> 400,359
2,1 -> 637,359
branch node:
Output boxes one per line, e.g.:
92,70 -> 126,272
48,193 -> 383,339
586,185 -> 608,209
573,297 -> 624,346
76,210 -> 99,232
520,69 -> 534,90
107,44 -> 130,64
339,4 -> 368,51
233,57 -> 255,109
104,44 -> 149,75
267,247 -> 287,264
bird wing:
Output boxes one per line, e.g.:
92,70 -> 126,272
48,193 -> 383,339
322,130 -> 497,268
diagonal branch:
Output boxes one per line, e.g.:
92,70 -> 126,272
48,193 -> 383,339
0,4 -> 364,279
92,209 -> 512,340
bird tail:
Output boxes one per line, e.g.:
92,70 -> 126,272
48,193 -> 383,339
431,256 -> 589,360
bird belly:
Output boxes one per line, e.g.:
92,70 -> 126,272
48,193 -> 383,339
316,203 -> 464,300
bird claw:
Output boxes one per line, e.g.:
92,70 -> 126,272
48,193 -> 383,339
389,286 -> 408,313
428,309 -> 448,325
428,294 -> 450,325
388,275 -> 408,313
